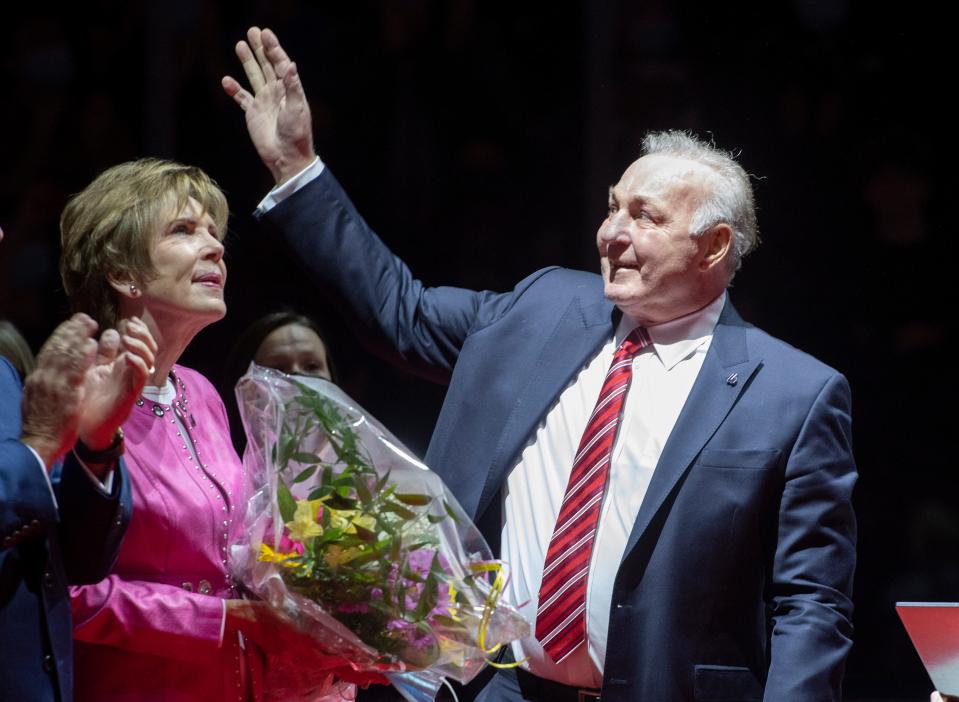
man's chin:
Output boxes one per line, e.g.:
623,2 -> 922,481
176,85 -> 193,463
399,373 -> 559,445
603,281 -> 639,306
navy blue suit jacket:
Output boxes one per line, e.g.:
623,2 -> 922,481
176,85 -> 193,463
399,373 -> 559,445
264,169 -> 857,701
0,357 -> 132,702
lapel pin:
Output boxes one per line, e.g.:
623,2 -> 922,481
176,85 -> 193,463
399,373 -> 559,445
725,373 -> 738,386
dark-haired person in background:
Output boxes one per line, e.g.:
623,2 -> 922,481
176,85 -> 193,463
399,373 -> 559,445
1,224 -> 155,702
225,28 -> 856,702
224,310 -> 337,450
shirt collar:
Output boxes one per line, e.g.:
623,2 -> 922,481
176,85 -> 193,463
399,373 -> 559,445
616,291 -> 726,371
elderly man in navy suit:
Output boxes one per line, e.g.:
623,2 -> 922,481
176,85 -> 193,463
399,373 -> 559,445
224,29 -> 856,702
1,225 -> 156,701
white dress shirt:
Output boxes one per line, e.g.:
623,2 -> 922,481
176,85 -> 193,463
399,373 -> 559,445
502,292 -> 725,688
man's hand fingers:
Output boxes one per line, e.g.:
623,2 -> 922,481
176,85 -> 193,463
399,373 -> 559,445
247,26 -> 277,83
36,313 -> 99,384
281,62 -> 306,104
236,40 -> 266,94
95,329 -> 120,366
222,76 -> 254,110
261,28 -> 293,78
120,334 -> 156,376
122,351 -> 151,391
124,316 -> 158,356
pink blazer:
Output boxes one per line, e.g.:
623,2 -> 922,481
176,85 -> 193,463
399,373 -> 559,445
70,365 -> 262,701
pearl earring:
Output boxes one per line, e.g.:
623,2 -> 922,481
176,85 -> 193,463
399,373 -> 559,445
129,283 -> 138,296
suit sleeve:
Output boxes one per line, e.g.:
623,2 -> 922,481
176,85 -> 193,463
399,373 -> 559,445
1,353 -> 131,579
0,358 -> 59,546
764,372 -> 857,701
55,453 -> 132,584
262,168 -> 512,381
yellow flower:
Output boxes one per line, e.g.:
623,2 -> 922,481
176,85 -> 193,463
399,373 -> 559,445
258,543 -> 300,566
326,507 -> 377,536
324,544 -> 362,569
286,499 -> 324,542
447,582 -> 461,620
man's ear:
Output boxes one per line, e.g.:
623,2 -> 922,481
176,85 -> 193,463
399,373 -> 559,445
700,223 -> 733,271
107,271 -> 140,299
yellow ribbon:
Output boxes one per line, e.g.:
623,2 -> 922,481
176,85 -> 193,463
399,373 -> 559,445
469,561 -> 527,669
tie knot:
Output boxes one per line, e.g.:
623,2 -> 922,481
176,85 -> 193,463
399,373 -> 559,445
617,327 -> 651,359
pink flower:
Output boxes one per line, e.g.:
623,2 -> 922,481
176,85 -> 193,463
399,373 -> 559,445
278,533 -> 305,555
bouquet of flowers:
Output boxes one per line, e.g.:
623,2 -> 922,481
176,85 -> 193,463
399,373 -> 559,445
231,365 -> 529,701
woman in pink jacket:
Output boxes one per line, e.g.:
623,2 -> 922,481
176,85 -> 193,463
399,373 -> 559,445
59,159 -> 311,701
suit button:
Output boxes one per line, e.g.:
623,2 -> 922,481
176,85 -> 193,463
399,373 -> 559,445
43,571 -> 54,589
42,654 -> 55,672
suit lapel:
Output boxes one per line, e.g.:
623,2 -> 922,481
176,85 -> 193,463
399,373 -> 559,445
620,300 -> 763,560
475,294 -> 616,518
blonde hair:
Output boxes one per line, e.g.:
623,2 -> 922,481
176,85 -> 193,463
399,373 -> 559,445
0,320 -> 36,381
60,158 -> 229,327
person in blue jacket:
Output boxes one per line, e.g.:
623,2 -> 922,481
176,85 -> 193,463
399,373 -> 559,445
224,30 -> 857,702
1,224 -> 156,702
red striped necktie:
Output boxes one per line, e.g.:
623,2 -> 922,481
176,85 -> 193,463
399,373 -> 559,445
535,327 -> 651,663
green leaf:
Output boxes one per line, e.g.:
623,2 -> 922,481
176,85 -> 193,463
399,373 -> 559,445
276,481 -> 296,523
307,486 -> 332,501
292,451 -> 323,464
443,500 -> 461,524
394,493 -> 432,507
376,469 -> 392,491
355,476 -> 372,505
383,502 -> 416,520
413,574 -> 439,620
402,567 -> 426,583
430,614 -> 464,629
426,514 -> 447,524
277,432 -> 297,470
326,494 -> 357,510
353,524 -> 378,543
292,465 -> 318,484
318,527 -> 344,544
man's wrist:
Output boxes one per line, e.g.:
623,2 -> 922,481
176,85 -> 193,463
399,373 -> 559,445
78,425 -> 124,453
75,427 -> 124,464
273,153 -> 317,186
20,433 -> 61,471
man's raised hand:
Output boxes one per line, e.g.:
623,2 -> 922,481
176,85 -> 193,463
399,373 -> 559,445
222,27 -> 315,186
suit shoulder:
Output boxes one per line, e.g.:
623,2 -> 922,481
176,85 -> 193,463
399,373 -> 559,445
744,324 -> 845,384
512,267 -> 602,299
477,267 -> 603,326
0,356 -> 21,391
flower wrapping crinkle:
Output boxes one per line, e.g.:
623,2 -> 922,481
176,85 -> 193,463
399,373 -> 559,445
231,365 -> 529,701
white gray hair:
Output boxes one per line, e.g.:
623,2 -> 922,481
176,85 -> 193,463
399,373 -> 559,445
641,130 -> 759,276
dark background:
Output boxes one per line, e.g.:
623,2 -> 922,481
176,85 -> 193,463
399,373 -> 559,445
1,2 -> 954,699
